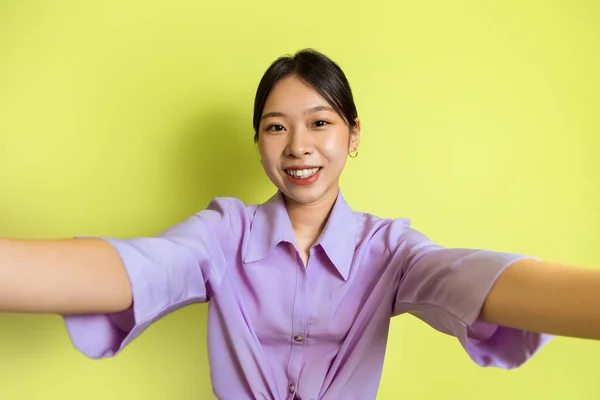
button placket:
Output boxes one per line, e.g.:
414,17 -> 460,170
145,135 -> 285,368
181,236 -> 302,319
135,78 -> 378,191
286,252 -> 308,398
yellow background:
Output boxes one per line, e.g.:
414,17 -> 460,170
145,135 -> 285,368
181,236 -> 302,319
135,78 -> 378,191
1,0 -> 599,399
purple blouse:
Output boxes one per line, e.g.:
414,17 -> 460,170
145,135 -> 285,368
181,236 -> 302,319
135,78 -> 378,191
63,190 -> 552,399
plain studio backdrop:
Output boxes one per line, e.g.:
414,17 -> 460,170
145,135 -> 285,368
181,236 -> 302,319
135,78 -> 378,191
0,1 -> 598,399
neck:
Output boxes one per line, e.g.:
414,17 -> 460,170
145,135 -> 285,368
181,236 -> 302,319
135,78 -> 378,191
283,186 -> 339,244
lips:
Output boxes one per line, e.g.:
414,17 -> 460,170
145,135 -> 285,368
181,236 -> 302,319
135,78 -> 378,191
284,166 -> 323,186
285,167 -> 321,179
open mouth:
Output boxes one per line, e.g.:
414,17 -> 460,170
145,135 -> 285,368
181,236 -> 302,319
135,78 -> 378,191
285,167 -> 322,179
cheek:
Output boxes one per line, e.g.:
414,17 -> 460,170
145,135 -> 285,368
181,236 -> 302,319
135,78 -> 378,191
320,131 -> 350,163
258,141 -> 273,163
258,142 -> 280,174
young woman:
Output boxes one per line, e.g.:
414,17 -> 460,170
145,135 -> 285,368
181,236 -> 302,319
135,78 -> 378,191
0,49 -> 598,400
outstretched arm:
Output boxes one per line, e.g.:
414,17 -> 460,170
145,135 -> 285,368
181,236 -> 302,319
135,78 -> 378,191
481,258 -> 600,340
0,238 -> 132,315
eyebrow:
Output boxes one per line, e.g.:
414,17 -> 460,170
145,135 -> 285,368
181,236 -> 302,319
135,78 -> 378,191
260,105 -> 335,121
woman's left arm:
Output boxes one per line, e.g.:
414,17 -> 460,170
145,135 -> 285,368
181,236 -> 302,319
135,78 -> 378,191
480,258 -> 600,340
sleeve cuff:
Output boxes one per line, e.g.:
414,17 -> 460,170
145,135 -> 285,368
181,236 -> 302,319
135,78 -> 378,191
62,236 -> 205,358
455,253 -> 554,368
462,320 -> 554,368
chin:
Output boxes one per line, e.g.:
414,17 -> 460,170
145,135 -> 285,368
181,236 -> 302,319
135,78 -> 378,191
284,190 -> 321,205
280,183 -> 337,206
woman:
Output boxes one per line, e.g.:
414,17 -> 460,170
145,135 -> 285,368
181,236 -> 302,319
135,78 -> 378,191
0,49 -> 598,400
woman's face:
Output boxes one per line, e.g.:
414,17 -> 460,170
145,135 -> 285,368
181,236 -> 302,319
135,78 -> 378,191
257,75 -> 360,206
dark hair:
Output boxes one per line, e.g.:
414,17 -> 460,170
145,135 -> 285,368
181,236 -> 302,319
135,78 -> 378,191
252,49 -> 358,143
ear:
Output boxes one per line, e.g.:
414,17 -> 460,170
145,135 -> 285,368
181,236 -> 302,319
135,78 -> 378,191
348,118 -> 361,153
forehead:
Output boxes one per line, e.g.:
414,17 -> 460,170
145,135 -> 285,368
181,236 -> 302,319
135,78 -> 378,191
263,75 -> 329,113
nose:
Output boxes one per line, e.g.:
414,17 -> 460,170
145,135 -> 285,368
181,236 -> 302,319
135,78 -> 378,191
285,126 -> 313,158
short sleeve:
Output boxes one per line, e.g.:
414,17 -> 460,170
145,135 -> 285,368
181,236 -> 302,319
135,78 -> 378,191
63,197 -> 237,359
390,225 -> 553,369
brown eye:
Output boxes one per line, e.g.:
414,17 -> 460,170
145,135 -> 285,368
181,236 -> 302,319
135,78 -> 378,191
313,120 -> 329,128
267,124 -> 285,132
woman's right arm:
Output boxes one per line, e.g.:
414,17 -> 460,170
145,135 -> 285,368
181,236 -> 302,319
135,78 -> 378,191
0,197 -> 240,359
0,237 -> 132,315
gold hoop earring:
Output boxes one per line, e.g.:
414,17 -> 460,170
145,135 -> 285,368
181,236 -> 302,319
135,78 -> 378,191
349,151 -> 359,158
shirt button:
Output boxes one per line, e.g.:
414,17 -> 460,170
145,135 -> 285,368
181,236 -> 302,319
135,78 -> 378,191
293,335 -> 304,342
289,383 -> 296,393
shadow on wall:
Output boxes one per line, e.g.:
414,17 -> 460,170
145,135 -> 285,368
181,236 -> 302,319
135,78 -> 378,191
0,104 -> 268,381
164,104 -> 268,217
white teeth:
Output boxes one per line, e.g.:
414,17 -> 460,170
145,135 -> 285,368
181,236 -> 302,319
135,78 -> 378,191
286,167 -> 320,178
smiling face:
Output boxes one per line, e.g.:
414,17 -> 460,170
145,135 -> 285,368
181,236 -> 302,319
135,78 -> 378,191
257,74 -> 360,206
